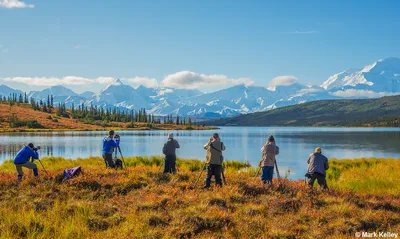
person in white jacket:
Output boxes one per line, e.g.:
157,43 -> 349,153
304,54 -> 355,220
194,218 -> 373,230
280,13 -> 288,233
259,135 -> 279,185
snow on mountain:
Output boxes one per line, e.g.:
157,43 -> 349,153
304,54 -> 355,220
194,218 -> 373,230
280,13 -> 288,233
30,85 -> 78,99
94,80 -> 150,109
80,91 -> 95,99
321,68 -> 360,90
2,57 -> 400,119
322,57 -> 400,93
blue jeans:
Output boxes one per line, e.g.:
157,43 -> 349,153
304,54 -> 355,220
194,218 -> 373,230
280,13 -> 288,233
261,166 -> 274,184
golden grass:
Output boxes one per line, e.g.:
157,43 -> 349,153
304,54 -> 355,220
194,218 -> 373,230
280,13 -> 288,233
0,157 -> 398,238
327,158 -> 400,195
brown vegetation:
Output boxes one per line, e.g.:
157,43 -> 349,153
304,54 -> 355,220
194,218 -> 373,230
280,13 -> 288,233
0,104 -> 216,132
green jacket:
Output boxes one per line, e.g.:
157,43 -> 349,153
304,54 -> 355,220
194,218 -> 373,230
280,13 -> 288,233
204,140 -> 226,165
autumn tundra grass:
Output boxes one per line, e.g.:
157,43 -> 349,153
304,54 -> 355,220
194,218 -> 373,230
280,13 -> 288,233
0,157 -> 399,239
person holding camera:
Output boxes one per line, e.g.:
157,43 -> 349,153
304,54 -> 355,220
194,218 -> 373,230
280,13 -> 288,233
162,133 -> 180,173
203,133 -> 226,188
102,130 -> 120,168
259,135 -> 279,185
306,147 -> 329,190
14,143 -> 40,181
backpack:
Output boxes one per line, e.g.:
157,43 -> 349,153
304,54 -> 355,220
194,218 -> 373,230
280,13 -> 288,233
63,166 -> 83,182
210,142 -> 224,162
114,158 -> 123,170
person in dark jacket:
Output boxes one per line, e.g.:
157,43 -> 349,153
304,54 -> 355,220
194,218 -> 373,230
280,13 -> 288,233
102,130 -> 120,168
306,147 -> 329,189
162,133 -> 180,173
259,135 -> 279,185
14,143 -> 39,181
203,133 -> 226,188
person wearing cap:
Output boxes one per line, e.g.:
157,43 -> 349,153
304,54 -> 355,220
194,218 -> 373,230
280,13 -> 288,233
162,133 -> 180,173
14,143 -> 40,181
306,147 -> 329,190
102,130 -> 120,168
203,133 -> 226,188
259,135 -> 279,185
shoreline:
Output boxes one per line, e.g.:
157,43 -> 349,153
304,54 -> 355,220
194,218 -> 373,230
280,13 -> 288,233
0,126 -> 220,133
205,124 -> 400,129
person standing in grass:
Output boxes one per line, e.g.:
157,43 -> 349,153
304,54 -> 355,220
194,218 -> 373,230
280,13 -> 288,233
306,147 -> 329,190
259,135 -> 279,185
14,143 -> 39,181
102,130 -> 120,168
162,133 -> 180,173
203,133 -> 226,188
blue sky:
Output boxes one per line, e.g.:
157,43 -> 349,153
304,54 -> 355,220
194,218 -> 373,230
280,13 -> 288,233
0,0 -> 399,93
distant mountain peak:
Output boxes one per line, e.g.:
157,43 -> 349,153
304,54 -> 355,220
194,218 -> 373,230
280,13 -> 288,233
115,79 -> 123,85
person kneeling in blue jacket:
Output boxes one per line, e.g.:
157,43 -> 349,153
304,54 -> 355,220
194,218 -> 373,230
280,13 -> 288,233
14,143 -> 39,181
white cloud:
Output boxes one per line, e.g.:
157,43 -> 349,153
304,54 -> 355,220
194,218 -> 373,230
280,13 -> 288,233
289,30 -> 317,35
1,72 -> 254,91
298,87 -> 323,94
95,77 -> 116,85
1,76 -> 160,89
330,89 -> 398,98
269,76 -> 298,87
124,77 -> 159,88
0,0 -> 35,8
2,76 -> 94,86
162,71 -> 254,90
62,76 -> 94,85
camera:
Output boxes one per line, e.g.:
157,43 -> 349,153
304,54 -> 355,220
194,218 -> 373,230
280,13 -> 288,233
115,134 -> 120,139
33,146 -> 41,151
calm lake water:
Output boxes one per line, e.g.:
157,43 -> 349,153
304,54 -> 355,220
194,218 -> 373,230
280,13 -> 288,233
1,127 -> 400,179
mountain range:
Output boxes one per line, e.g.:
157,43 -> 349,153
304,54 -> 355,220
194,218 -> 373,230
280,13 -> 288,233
1,57 -> 400,119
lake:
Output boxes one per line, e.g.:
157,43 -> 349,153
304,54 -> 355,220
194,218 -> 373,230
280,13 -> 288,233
1,127 -> 400,179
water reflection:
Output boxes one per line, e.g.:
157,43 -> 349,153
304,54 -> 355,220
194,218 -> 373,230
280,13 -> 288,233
0,127 -> 399,179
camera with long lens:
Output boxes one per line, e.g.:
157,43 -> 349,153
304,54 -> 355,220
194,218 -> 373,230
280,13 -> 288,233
115,134 -> 120,139
33,146 -> 41,151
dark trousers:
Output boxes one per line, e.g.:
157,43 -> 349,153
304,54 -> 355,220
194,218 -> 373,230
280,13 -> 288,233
163,155 -> 177,173
261,166 -> 274,184
307,173 -> 328,189
204,164 -> 222,188
103,154 -> 114,168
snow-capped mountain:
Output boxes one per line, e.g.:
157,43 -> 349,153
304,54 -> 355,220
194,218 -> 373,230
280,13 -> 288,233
321,68 -> 360,90
93,79 -> 150,109
29,85 -> 78,99
4,57 -> 400,119
321,57 -> 400,93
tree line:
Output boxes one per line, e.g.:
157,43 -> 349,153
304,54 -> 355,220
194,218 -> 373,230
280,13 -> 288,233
1,93 -> 196,127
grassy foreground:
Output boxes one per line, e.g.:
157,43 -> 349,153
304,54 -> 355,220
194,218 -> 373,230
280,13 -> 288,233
0,157 -> 399,238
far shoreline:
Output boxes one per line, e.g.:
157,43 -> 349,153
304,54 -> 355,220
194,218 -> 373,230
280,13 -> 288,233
0,126 -> 220,133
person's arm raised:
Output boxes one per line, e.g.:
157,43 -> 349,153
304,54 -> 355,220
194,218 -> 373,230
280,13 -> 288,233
204,140 -> 212,150
32,150 -> 39,160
